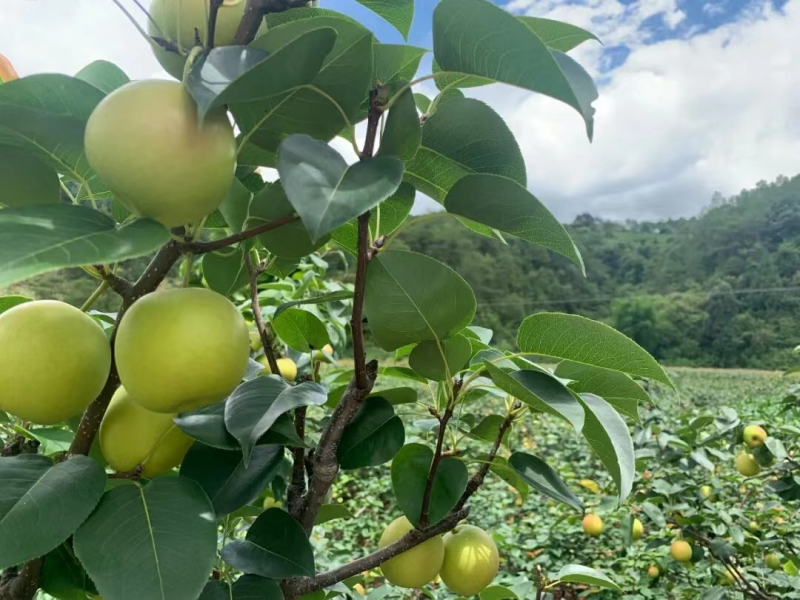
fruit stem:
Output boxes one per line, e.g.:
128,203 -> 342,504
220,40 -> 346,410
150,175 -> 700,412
80,280 -> 110,312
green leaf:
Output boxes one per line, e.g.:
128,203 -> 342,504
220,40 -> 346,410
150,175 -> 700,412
517,313 -> 673,387
277,134 -> 404,241
483,363 -> 584,431
468,415 -> 510,446
404,98 -> 525,203
432,59 -> 492,91
237,14 -> 374,153
203,248 -> 248,297
219,177 -> 254,233
41,544 -> 97,600
180,442 -> 284,517
221,508 -> 315,578
577,393 -> 635,502
433,0 -> 597,139
315,504 -> 355,525
0,204 -> 170,287
445,174 -> 584,270
518,17 -> 600,52
186,29 -> 336,122
25,427 -> 74,456
377,86 -> 420,161
391,443 -> 468,526
200,576 -> 283,600
74,478 -> 216,600
225,377 -> 327,464
365,250 -> 476,350
249,182 -> 329,259
508,452 -> 583,511
409,335 -> 472,381
0,455 -> 106,570
414,93 -> 431,113
75,60 -> 130,94
370,387 -> 418,406
480,585 -> 520,600
0,74 -> 106,190
554,565 -> 620,591
274,290 -> 354,319
555,361 -> 647,423
272,308 -> 330,353
355,0 -> 414,39
0,295 -> 32,315
374,44 -> 427,86
0,147 -> 59,207
487,456 -> 529,502
338,397 -> 405,469
331,182 -> 415,255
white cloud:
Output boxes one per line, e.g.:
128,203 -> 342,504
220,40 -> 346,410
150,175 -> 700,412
467,0 -> 800,221
703,2 -> 727,17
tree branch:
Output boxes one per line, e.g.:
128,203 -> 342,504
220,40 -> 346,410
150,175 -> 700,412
284,507 -> 469,599
418,404 -> 454,528
245,254 -> 280,375
182,214 -> 299,255
94,266 -> 133,297
234,0 -> 310,45
351,213 -> 370,389
207,0 -> 225,50
288,407 -> 307,518
0,560 -> 43,600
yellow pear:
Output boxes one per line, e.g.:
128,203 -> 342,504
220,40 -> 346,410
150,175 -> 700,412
670,540 -> 693,563
379,517 -> 444,588
582,513 -> 603,537
743,424 -> 767,448
116,288 -> 250,413
85,80 -> 235,227
148,0 -> 264,80
0,301 -> 110,424
439,524 -> 499,596
259,356 -> 298,381
262,496 -> 282,510
735,453 -> 760,477
100,387 -> 193,477
632,518 -> 644,540
700,485 -> 713,498
647,565 -> 659,578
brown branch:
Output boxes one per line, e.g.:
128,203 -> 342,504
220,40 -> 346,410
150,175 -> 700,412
288,407 -> 307,518
245,254 -> 280,375
284,507 -> 469,599
94,266 -> 133,297
234,0 -> 310,45
418,405 -> 454,528
454,409 -> 515,512
207,0 -> 224,50
0,560 -> 43,600
183,214 -> 298,255
351,213 -> 370,389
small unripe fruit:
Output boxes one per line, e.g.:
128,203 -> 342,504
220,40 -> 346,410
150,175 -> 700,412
85,80 -> 236,227
582,513 -> 603,537
260,357 -> 298,382
100,387 -> 193,477
647,565 -> 659,578
262,496 -> 282,510
670,540 -> 693,563
440,525 -> 499,596
632,518 -> 644,540
736,453 -> 760,477
700,485 -> 713,498
249,330 -> 263,351
0,301 -> 110,424
743,424 -> 767,448
748,520 -> 758,532
115,288 -> 250,414
379,517 -> 444,588
765,554 -> 781,569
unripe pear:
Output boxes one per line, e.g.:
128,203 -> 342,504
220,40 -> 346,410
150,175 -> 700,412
748,520 -> 759,532
313,344 -> 336,363
249,330 -> 263,351
0,301 -> 110,424
743,424 -> 767,448
765,553 -> 781,569
647,565 -> 659,578
670,540 -> 693,563
259,356 -> 298,381
148,0 -> 264,79
582,513 -> 603,537
632,518 -> 644,540
100,387 -> 193,477
115,288 -> 250,413
735,453 -> 760,477
85,80 -> 236,227
262,496 -> 282,510
700,485 -> 713,498
378,517 -> 444,588
439,525 -> 499,596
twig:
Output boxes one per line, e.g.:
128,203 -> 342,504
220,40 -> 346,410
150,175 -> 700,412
245,254 -> 280,375
182,214 -> 298,255
80,281 -> 110,312
288,407 -> 307,518
418,404 -> 454,528
208,0 -> 224,50
284,507 -> 469,599
351,212 -> 370,389
234,0 -> 310,45
94,265 -> 134,297
0,560 -> 43,600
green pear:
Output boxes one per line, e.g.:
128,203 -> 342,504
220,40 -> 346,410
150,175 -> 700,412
100,387 -> 193,477
671,540 -> 693,563
632,518 -> 644,540
115,288 -> 250,413
85,80 -> 235,227
378,517 -> 444,588
439,524 -> 499,596
0,300 -> 110,424
765,553 -> 781,570
736,453 -> 760,477
743,424 -> 767,448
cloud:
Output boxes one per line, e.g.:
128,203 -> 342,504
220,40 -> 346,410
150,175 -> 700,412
468,0 -> 800,222
703,2 -> 728,17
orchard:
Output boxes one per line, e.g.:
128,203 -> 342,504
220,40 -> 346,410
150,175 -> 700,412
0,2 -> 797,600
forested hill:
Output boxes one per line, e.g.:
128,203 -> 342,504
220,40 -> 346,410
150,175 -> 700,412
392,174 -> 800,369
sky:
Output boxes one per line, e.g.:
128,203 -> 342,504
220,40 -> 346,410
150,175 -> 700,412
1,0 -> 799,222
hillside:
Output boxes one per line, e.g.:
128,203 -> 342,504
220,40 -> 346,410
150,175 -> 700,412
392,174 -> 800,369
